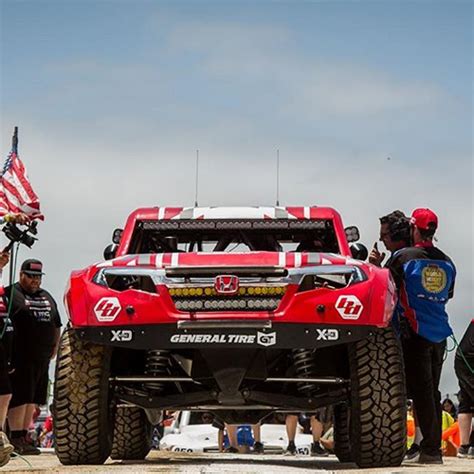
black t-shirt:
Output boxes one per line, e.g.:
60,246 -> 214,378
4,283 -> 62,362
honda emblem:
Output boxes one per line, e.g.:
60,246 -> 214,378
214,275 -> 239,295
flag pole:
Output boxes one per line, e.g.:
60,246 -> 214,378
7,127 -> 19,283
11,127 -> 18,154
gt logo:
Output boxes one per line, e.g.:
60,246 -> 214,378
111,330 -> 133,342
316,329 -> 339,341
94,297 -> 121,322
335,295 -> 363,320
257,331 -> 276,347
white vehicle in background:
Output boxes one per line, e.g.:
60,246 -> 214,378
160,411 -> 314,455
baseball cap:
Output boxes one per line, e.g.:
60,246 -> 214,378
21,259 -> 44,275
410,208 -> 438,230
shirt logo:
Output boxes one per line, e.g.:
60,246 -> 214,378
335,295 -> 363,320
421,265 -> 447,294
94,297 -> 121,322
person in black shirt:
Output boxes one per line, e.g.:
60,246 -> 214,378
368,210 -> 411,268
388,208 -> 456,464
5,259 -> 62,455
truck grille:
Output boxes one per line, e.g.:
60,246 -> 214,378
168,285 -> 287,312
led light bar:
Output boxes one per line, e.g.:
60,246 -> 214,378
174,297 -> 281,312
142,219 -> 329,231
168,285 -> 287,297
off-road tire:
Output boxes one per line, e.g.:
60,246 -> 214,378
53,329 -> 113,465
111,406 -> 153,460
333,403 -> 352,463
349,327 -> 406,468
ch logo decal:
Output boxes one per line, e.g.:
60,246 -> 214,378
94,297 -> 121,322
335,295 -> 363,320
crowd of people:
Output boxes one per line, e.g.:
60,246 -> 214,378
0,208 -> 472,467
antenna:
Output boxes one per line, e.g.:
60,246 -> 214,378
276,149 -> 280,206
12,126 -> 18,154
194,149 -> 199,207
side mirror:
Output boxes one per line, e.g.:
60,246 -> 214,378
103,244 -> 118,260
350,243 -> 368,261
112,228 -> 123,244
345,226 -> 360,243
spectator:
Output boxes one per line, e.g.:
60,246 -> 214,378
454,320 -> 474,458
369,210 -> 411,267
389,208 -> 456,464
38,412 -> 54,448
5,259 -> 62,455
252,423 -> 264,454
0,212 -> 30,466
442,398 -> 457,420
285,412 -> 328,456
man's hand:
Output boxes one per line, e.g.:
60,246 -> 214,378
8,213 -> 30,225
0,251 -> 9,269
368,242 -> 385,266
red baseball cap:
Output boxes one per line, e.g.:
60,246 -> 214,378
410,208 -> 438,230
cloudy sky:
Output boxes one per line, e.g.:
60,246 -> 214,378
0,0 -> 472,395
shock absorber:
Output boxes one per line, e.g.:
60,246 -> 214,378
144,350 -> 171,393
292,348 -> 318,395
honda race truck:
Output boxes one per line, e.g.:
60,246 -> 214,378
54,206 -> 407,467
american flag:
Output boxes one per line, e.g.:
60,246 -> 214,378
0,150 -> 44,220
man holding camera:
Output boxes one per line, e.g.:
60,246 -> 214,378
0,213 -> 30,465
5,259 -> 61,455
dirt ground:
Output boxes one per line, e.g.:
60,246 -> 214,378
2,450 -> 473,473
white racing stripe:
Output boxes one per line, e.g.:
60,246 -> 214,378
171,253 -> 179,266
304,207 -> 310,219
158,207 -> 166,219
279,252 -> 286,267
294,253 -> 302,268
155,254 -> 164,268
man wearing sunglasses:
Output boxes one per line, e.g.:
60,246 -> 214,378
5,259 -> 62,455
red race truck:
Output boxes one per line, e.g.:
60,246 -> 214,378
54,206 -> 406,467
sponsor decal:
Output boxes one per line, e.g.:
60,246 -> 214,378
421,265 -> 447,293
111,329 -> 133,342
169,331 -> 277,346
316,328 -> 339,341
214,275 -> 239,295
172,447 -> 194,453
296,446 -> 310,455
257,331 -> 276,346
335,295 -> 363,320
94,297 -> 121,322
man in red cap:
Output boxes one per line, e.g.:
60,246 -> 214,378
388,208 -> 456,464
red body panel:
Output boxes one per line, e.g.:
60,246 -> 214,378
64,206 -> 396,330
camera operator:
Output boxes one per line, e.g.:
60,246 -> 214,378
5,259 -> 62,455
0,213 -> 30,466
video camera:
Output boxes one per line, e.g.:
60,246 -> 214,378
2,220 -> 38,250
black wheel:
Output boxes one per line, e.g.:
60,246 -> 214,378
349,327 -> 406,468
53,329 -> 113,465
333,403 -> 352,462
111,406 -> 153,460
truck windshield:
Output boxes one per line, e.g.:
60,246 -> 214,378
128,219 -> 340,254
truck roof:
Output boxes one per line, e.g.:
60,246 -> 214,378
126,206 -> 343,221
